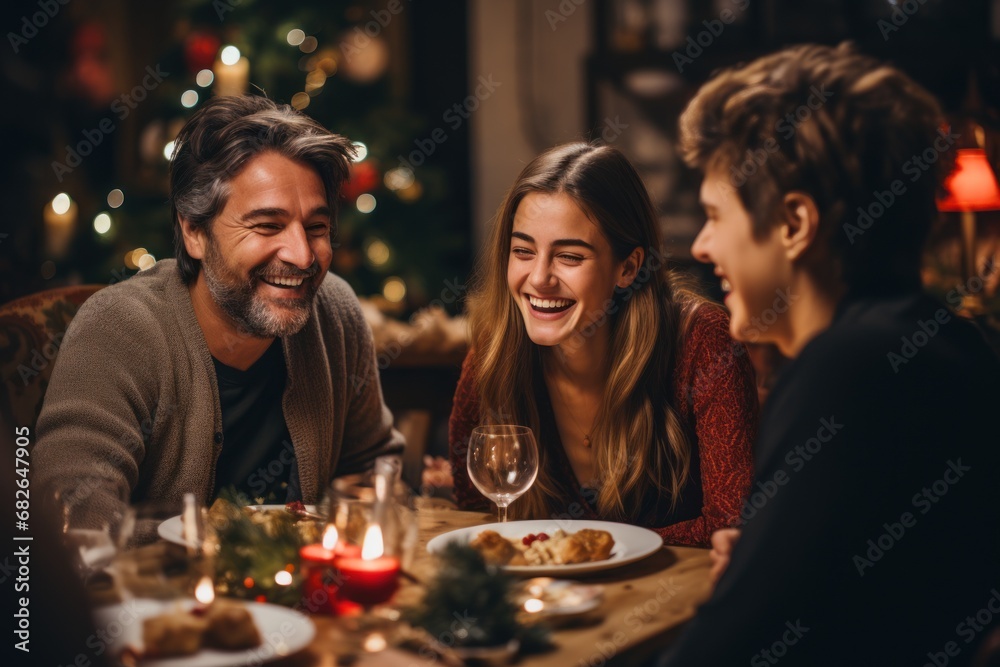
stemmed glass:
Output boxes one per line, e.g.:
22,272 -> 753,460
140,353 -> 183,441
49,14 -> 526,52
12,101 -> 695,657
111,495 -> 215,603
467,425 -> 539,523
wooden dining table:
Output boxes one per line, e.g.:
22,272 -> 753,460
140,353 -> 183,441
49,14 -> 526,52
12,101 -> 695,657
271,502 -> 714,666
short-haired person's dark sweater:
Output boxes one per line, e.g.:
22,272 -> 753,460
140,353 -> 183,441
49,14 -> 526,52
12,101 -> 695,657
660,290 -> 1000,666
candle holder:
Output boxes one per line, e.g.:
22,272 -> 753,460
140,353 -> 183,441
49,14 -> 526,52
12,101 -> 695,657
320,463 -> 417,649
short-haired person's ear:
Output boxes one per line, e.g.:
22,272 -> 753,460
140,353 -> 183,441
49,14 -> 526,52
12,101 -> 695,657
179,217 -> 207,260
780,192 -> 821,263
617,246 -> 645,288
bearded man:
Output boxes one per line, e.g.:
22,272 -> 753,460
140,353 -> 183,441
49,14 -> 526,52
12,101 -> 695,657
35,96 -> 403,526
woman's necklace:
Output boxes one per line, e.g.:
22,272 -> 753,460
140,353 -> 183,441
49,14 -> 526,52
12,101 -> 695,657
548,374 -> 597,448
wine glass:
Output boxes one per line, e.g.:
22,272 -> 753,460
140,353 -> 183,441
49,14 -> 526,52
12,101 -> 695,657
111,495 -> 215,603
467,425 -> 539,523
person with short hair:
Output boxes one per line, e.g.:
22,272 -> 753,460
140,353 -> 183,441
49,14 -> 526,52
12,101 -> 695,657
36,95 -> 403,528
657,43 -> 1000,665
449,142 -> 758,546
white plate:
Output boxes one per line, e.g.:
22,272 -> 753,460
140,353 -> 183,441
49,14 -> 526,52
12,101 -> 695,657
157,505 -> 317,547
518,578 -> 605,618
91,598 -> 315,667
426,519 -> 663,576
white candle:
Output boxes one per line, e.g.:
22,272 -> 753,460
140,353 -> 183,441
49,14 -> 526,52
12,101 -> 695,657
213,56 -> 249,96
43,194 -> 78,258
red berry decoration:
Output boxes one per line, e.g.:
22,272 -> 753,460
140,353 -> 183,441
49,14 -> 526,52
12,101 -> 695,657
522,533 -> 536,546
537,532 -> 550,541
184,32 -> 221,74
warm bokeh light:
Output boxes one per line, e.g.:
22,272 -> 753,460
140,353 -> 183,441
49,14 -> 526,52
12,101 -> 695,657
523,598 -> 544,613
365,239 -> 390,266
382,277 -> 406,303
137,253 -> 156,271
51,193 -> 71,215
163,141 -> 176,160
286,28 -> 305,46
299,36 -> 318,53
274,570 -> 293,586
363,633 -> 387,652
220,45 -> 241,66
384,168 -> 414,191
125,248 -> 147,270
356,193 -> 377,214
107,189 -> 124,208
397,181 -> 423,203
93,213 -> 111,234
316,56 -> 338,76
351,141 -> 368,162
306,69 -> 327,87
291,92 -> 310,110
181,90 -> 199,108
196,69 -> 214,87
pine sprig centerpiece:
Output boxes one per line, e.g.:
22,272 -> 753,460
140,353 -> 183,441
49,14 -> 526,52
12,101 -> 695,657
209,489 -> 315,607
404,542 -> 551,652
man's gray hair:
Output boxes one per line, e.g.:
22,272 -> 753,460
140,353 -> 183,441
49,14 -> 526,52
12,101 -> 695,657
168,95 -> 355,283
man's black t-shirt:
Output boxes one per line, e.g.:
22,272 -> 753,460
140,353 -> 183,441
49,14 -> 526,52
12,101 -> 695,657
212,341 -> 299,502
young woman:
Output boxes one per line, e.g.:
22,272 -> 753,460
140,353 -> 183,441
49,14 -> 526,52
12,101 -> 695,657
449,142 -> 757,546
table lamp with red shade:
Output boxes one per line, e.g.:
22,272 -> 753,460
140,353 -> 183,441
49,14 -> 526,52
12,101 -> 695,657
937,147 -> 1000,314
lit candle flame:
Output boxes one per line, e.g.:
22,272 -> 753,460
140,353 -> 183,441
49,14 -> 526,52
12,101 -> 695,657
322,524 -> 339,550
361,523 -> 384,560
523,598 -> 544,613
195,575 -> 215,604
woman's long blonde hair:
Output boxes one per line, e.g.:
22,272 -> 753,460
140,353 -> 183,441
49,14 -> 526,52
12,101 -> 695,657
467,142 -> 705,522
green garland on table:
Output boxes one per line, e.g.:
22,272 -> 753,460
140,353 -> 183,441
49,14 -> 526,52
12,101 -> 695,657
403,542 -> 551,652
208,488 -> 311,607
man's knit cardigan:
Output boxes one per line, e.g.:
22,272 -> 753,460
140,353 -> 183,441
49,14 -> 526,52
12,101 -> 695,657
34,259 -> 403,526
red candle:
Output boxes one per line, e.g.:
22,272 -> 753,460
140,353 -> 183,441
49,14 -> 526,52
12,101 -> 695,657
299,544 -> 337,614
299,541 -> 362,614
335,555 -> 400,606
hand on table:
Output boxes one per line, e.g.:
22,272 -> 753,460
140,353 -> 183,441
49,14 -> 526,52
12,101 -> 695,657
709,528 -> 741,586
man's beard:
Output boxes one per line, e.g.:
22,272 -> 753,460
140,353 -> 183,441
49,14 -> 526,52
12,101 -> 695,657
201,240 -> 320,339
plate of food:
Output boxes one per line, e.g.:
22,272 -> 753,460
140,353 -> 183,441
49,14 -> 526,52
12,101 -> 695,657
91,597 -> 315,667
426,519 -> 663,576
157,502 -> 320,547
